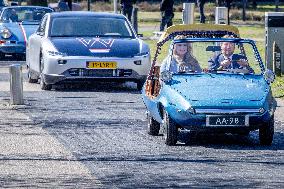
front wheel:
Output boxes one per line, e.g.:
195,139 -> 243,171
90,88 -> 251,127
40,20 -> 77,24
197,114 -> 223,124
27,67 -> 38,83
162,109 -> 178,145
39,52 -> 52,90
40,75 -> 52,90
147,112 -> 160,136
259,116 -> 274,145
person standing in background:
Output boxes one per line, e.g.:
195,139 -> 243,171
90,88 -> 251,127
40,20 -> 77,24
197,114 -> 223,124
58,0 -> 70,11
66,0 -> 72,11
160,0 -> 174,31
197,0 -> 206,23
120,0 -> 137,22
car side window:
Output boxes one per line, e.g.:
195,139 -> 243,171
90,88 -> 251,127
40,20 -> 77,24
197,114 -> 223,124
37,15 -> 47,35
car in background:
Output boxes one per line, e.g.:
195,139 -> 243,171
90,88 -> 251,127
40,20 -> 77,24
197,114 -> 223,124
0,0 -> 6,10
0,6 -> 53,60
142,24 -> 276,146
26,11 -> 150,90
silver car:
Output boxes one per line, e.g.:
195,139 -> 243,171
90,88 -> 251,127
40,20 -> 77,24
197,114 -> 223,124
26,11 -> 150,90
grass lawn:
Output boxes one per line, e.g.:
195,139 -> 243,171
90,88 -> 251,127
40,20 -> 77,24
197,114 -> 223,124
138,13 -> 284,98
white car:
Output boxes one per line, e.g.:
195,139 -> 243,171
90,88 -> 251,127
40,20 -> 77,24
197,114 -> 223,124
26,11 -> 150,90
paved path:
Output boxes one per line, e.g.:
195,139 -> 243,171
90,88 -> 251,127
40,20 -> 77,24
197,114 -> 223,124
0,64 -> 283,188
0,65 -> 101,188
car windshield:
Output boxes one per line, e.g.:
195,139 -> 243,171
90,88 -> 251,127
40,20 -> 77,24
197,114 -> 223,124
157,39 -> 263,75
0,7 -> 52,23
50,17 -> 134,38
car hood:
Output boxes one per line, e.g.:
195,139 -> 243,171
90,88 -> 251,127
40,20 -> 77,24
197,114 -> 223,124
50,37 -> 140,57
3,23 -> 39,41
167,74 -> 269,108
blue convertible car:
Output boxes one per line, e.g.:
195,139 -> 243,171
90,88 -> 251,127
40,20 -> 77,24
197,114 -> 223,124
0,6 -> 53,59
142,24 -> 276,146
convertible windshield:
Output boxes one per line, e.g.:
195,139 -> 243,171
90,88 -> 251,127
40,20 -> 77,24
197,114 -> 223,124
157,39 -> 263,75
50,17 -> 134,38
0,7 -> 52,22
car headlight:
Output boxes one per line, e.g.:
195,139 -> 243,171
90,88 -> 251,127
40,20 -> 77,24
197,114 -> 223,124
47,51 -> 67,57
160,71 -> 172,82
1,28 -> 12,39
186,107 -> 195,114
134,52 -> 149,57
264,69 -> 275,84
259,108 -> 265,114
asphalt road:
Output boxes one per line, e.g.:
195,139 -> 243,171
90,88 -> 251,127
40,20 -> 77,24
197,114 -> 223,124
0,62 -> 283,188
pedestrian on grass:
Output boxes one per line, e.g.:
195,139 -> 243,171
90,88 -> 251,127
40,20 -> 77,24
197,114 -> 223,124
197,0 -> 206,23
160,0 -> 174,31
120,0 -> 137,22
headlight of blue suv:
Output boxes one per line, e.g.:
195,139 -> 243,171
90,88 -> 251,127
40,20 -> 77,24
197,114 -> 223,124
1,28 -> 12,39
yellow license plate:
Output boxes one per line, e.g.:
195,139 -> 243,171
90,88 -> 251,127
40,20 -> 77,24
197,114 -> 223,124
87,61 -> 117,69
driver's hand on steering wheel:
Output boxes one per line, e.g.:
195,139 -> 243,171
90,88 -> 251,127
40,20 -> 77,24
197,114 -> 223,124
219,59 -> 231,69
237,59 -> 249,67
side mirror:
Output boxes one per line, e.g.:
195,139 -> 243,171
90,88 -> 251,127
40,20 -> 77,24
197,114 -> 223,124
264,69 -> 275,84
137,33 -> 143,38
160,71 -> 172,83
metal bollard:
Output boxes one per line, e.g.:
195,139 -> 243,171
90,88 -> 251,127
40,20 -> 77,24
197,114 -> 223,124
182,3 -> 195,25
9,64 -> 23,105
132,7 -> 138,33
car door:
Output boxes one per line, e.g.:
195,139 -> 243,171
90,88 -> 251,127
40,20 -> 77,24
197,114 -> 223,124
28,15 -> 48,73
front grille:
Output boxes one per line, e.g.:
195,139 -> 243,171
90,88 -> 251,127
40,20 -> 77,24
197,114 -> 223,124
68,69 -> 132,77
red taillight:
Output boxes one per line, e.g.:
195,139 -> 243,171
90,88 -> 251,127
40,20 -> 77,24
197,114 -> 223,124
0,40 -> 6,44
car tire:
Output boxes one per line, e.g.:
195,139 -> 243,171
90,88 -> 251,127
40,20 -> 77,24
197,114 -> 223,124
259,116 -> 274,145
40,76 -> 52,90
147,112 -> 160,136
162,109 -> 178,145
27,68 -> 38,83
39,53 -> 52,90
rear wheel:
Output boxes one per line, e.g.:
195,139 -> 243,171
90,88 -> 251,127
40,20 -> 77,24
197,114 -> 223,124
147,112 -> 160,136
259,116 -> 274,145
162,109 -> 178,145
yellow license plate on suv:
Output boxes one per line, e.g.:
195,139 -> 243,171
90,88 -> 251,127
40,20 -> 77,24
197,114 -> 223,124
86,61 -> 117,69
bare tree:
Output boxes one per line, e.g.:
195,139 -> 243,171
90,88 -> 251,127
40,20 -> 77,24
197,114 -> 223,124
27,0 -> 48,6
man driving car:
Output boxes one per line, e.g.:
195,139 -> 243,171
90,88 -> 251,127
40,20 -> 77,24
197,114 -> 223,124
208,36 -> 254,73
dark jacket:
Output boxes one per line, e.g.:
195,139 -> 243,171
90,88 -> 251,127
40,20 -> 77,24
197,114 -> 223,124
121,0 -> 137,7
58,0 -> 69,11
160,0 -> 174,12
208,53 -> 254,73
